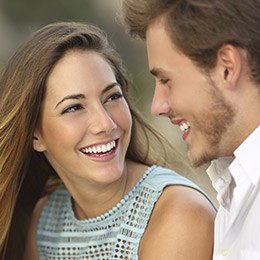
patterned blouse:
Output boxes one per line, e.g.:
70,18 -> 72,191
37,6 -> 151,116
37,165 -> 212,259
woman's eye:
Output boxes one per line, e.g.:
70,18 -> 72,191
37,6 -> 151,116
106,92 -> 123,102
61,104 -> 84,114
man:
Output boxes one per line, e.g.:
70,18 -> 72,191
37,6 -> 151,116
121,0 -> 260,259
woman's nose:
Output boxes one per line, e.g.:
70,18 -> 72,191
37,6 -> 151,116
89,106 -> 116,135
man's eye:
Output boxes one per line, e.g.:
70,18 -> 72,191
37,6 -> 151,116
160,78 -> 169,85
62,104 -> 84,114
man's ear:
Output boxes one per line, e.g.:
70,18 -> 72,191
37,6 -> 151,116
33,131 -> 46,152
216,44 -> 243,90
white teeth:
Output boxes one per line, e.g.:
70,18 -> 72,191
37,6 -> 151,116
179,122 -> 190,132
82,140 -> 116,154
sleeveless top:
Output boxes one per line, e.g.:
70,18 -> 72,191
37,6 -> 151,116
37,165 -> 213,259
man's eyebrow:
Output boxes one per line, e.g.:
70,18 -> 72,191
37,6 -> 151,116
55,82 -> 121,109
150,68 -> 165,77
55,94 -> 85,109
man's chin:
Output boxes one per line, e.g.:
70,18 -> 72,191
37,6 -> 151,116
188,150 -> 215,168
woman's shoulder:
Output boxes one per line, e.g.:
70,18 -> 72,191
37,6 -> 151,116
149,181 -> 216,228
23,186 -> 68,259
157,184 -> 216,219
144,165 -> 200,190
139,184 -> 216,259
23,195 -> 49,260
26,187 -> 63,236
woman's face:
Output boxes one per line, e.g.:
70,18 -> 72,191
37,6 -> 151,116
34,50 -> 132,188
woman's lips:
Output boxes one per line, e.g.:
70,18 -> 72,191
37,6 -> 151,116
80,139 -> 119,162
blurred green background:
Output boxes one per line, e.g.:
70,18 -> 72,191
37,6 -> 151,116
0,0 -> 152,118
0,0 -> 216,203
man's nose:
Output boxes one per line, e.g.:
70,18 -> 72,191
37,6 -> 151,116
151,86 -> 171,116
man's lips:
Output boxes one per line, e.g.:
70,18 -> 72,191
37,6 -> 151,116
171,119 -> 191,140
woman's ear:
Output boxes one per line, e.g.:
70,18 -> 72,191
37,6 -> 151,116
216,44 -> 243,90
33,131 -> 46,152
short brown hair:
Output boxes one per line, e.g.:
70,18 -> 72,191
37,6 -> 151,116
122,0 -> 260,84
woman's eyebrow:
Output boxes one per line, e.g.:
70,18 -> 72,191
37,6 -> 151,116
55,94 -> 85,109
55,82 -> 121,109
101,82 -> 121,94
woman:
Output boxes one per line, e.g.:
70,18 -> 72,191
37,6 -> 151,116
0,22 -> 215,259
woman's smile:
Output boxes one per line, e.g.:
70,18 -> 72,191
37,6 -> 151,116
80,139 -> 119,161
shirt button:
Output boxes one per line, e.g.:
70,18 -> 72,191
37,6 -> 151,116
221,249 -> 229,256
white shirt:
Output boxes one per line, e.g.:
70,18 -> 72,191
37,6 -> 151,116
207,126 -> 260,260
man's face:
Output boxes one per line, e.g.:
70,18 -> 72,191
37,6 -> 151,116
146,17 -> 236,167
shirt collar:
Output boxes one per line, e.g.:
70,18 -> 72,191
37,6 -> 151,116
233,125 -> 260,185
207,125 -> 260,207
207,157 -> 234,207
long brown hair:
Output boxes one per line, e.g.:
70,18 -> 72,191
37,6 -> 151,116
122,0 -> 260,85
0,21 -> 188,259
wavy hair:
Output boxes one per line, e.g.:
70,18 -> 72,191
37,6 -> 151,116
0,22 -> 188,259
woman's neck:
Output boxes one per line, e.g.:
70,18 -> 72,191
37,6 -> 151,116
70,160 -> 148,220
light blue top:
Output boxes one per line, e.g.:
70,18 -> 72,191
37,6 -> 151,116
37,165 -> 213,259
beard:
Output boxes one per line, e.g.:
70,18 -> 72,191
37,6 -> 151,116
189,83 -> 236,167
